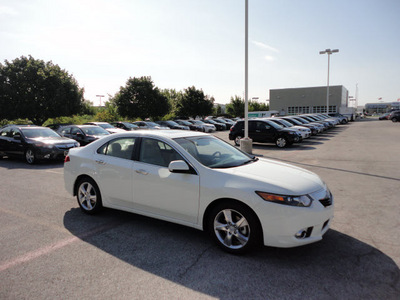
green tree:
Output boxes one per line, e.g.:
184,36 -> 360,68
249,100 -> 269,111
176,86 -> 213,118
161,88 -> 182,117
226,95 -> 245,117
113,76 -> 170,120
0,55 -> 84,124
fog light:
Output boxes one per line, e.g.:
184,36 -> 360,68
295,227 -> 313,239
44,154 -> 51,159
295,229 -> 307,239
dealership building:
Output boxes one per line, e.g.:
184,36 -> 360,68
269,85 -> 350,116
364,102 -> 400,114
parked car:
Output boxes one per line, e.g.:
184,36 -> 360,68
187,120 -> 216,133
64,130 -> 333,254
175,120 -> 201,131
203,119 -> 226,131
58,125 -> 110,146
267,118 -> 311,139
389,110 -> 400,122
213,118 -> 233,130
0,125 -> 79,164
229,119 -> 302,148
110,122 -> 139,131
84,122 -> 125,134
379,113 -> 390,120
132,121 -> 169,130
155,120 -> 189,130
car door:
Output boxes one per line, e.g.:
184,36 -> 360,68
132,137 -> 200,224
9,128 -> 26,156
93,137 -> 136,208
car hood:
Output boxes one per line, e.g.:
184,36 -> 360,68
218,158 -> 325,196
28,137 -> 77,145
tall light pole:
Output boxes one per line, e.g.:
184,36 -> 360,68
240,0 -> 252,154
319,49 -> 339,113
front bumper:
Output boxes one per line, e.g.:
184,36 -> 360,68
255,190 -> 334,248
35,144 -> 78,160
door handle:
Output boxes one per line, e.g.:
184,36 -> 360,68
95,159 -> 105,165
135,169 -> 148,175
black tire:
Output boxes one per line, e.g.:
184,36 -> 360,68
275,137 -> 288,148
234,135 -> 242,146
25,148 -> 36,164
207,201 -> 262,254
76,177 -> 103,214
392,117 -> 398,122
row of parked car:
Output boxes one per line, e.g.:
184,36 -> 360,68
228,113 -> 348,148
0,118 -> 237,164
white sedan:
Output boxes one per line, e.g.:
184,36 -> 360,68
64,130 -> 333,254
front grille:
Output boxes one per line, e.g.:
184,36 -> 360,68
56,144 -> 75,150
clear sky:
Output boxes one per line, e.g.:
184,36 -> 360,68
1,0 -> 399,106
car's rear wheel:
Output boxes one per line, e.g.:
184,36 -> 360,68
208,201 -> 261,254
25,149 -> 36,164
76,178 -> 103,214
234,135 -> 242,146
275,137 -> 288,148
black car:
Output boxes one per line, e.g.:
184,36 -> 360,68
229,119 -> 302,148
155,120 -> 189,130
203,119 -> 226,131
58,125 -> 110,146
0,125 -> 79,164
175,120 -> 202,131
389,110 -> 400,122
110,122 -> 139,131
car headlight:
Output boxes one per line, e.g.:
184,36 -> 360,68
256,191 -> 313,207
74,142 -> 80,147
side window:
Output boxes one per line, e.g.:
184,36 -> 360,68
97,138 -> 136,160
71,127 -> 81,135
10,129 -> 21,137
61,127 -> 71,135
139,138 -> 183,167
0,128 -> 10,137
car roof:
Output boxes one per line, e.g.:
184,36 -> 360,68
108,129 -> 208,140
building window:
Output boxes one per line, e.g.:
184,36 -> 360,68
287,106 -> 310,115
312,106 -> 337,113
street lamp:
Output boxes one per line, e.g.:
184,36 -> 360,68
319,49 -> 339,113
96,95 -> 105,106
240,0 -> 252,154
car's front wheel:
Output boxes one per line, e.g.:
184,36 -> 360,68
76,178 -> 103,214
275,137 -> 288,148
25,149 -> 36,164
208,201 -> 261,254
392,117 -> 398,122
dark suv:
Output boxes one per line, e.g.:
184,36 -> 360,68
389,110 -> 400,122
229,119 -> 302,148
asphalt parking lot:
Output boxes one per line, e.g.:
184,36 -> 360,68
0,118 -> 399,299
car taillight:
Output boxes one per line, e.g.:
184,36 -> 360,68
64,155 -> 70,163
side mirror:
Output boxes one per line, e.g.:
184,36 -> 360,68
168,160 -> 190,173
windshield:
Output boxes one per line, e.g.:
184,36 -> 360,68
98,123 -> 114,129
82,126 -> 109,136
275,119 -> 293,127
166,121 -> 179,126
124,123 -> 138,128
192,120 -> 205,125
265,120 -> 283,129
146,122 -> 159,127
21,128 -> 61,138
174,136 -> 255,168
